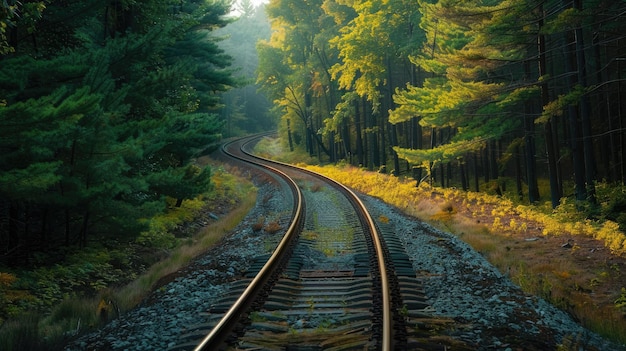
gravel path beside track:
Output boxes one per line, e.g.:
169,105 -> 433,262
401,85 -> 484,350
66,180 -> 625,350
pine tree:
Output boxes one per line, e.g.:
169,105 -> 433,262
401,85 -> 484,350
0,0 -> 234,258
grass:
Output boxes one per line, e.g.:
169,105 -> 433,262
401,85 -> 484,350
0,164 -> 257,351
110,167 -> 257,313
308,163 -> 626,344
251,139 -> 626,349
115,174 -> 257,311
252,138 -> 626,345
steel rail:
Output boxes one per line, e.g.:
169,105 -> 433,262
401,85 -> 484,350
238,135 -> 394,351
195,134 -> 393,350
194,136 -> 304,351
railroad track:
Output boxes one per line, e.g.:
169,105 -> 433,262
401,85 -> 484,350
169,135 -> 450,350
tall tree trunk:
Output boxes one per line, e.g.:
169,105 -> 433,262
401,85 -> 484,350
524,61 -> 540,203
574,0 -> 596,204
329,130 -> 336,163
594,31 -> 613,182
385,55 -> 400,176
483,146 -> 489,184
473,152 -> 479,192
617,51 -> 626,185
411,117 -> 422,182
489,140 -> 498,181
564,22 -> 587,201
354,98 -> 364,166
368,108 -> 379,170
80,211 -> 90,248
430,127 -> 436,185
439,128 -> 445,188
515,146 -> 523,200
390,123 -> 400,176
539,5 -> 561,208
287,119 -> 294,151
305,91 -> 313,157
460,159 -> 468,191
341,119 -> 351,161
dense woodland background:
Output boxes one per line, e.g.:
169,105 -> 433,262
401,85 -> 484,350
0,0 -> 272,265
1,0 -> 626,306
258,0 -> 626,212
1,0 -> 626,348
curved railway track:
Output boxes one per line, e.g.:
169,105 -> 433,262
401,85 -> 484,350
63,138 -> 624,351
170,134 -> 433,350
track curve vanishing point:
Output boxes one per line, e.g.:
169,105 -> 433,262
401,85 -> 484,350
180,134 -> 402,350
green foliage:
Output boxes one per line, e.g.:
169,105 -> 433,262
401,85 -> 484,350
0,246 -> 136,328
601,186 -> 626,232
391,0 -> 535,173
615,288 -> 626,310
0,0 -> 233,262
136,215 -> 179,250
136,195 -> 207,249
394,138 -> 484,167
537,85 -> 588,124
0,166 -> 249,350
329,0 -> 421,106
0,273 -> 35,325
0,1 -> 46,55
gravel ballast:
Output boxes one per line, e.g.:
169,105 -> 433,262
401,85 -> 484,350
66,180 -> 625,350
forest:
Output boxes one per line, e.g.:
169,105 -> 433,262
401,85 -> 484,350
0,0 -> 244,262
258,0 -> 626,214
1,0 -> 626,348
2,0 -> 625,269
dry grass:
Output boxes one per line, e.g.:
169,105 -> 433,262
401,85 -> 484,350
252,216 -> 265,232
298,162 -> 626,344
264,221 -> 282,234
116,182 -> 257,311
0,167 -> 259,351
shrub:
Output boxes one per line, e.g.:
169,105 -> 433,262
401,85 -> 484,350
615,288 -> 626,311
603,187 -> 626,232
264,221 -> 282,234
252,216 -> 265,232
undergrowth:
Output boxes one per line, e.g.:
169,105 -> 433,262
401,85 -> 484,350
0,165 -> 256,351
301,163 -> 626,345
251,136 -> 626,344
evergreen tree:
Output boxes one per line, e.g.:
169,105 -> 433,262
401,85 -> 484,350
0,0 -> 234,259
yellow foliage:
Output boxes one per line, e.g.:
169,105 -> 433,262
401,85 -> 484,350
519,222 -> 528,232
596,221 -> 625,254
304,163 -> 626,256
0,272 -> 17,287
493,217 -> 502,230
